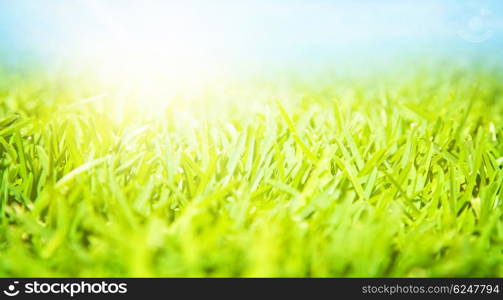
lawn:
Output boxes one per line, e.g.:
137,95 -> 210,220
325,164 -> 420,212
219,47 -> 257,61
0,63 -> 502,277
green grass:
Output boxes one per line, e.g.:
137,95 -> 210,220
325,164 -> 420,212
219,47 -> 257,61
0,63 -> 503,277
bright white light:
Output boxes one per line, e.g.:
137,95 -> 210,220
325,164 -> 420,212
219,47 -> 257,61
71,1 -> 230,113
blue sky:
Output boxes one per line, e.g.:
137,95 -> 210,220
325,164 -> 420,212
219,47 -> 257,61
0,0 -> 502,68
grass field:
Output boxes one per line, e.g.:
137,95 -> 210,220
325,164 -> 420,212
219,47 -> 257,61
0,63 -> 502,277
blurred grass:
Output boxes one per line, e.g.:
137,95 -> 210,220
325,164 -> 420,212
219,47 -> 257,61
0,63 -> 503,277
